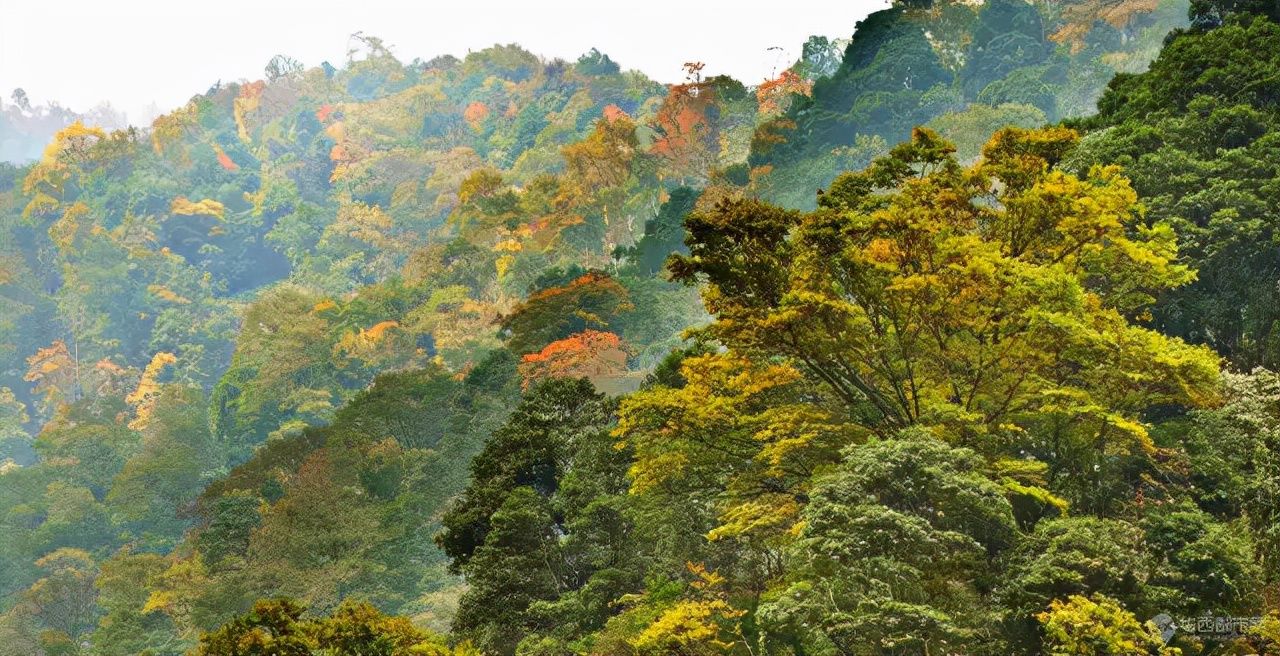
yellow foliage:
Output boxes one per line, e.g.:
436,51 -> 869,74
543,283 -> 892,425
126,352 -> 177,430
364,320 -> 400,341
22,121 -> 106,218
151,102 -> 199,158
333,320 -> 407,365
232,80 -> 265,142
170,196 -> 226,219
48,202 -> 93,250
616,353 -> 855,544
143,554 -> 213,639
147,284 -> 191,305
24,340 -> 78,415
495,254 -> 515,279
325,202 -> 393,249
244,187 -> 266,216
631,564 -> 746,656
325,121 -> 346,142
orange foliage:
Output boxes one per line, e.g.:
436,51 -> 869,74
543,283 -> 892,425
524,271 -> 631,312
240,80 -> 266,100
147,284 -> 192,305
463,101 -> 490,128
603,104 -> 630,123
150,102 -> 199,158
650,82 -> 718,178
518,330 -> 628,389
315,104 -> 336,122
561,117 -> 638,193
363,320 -> 400,341
90,358 -> 131,397
1052,0 -> 1160,51
213,144 -> 238,171
756,70 -> 813,115
233,80 -> 267,141
332,320 -> 411,366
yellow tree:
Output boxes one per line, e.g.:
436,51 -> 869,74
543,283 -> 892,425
616,353 -> 854,547
670,127 -> 1219,454
21,121 -> 106,220
24,340 -> 80,417
125,352 -> 178,430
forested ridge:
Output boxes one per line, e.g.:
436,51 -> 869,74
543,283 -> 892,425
2,0 -> 1280,653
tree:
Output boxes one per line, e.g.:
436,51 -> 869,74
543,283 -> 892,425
0,387 -> 30,463
108,384 -> 218,546
1189,0 -> 1280,29
195,597 -> 469,656
958,0 -> 1055,99
8,549 -> 100,651
1037,594 -> 1175,655
242,451 -> 385,613
92,551 -> 180,656
672,127 -> 1218,457
438,379 -> 629,655
500,271 -> 633,355
517,330 -> 628,389
451,487 -> 561,656
194,598 -> 314,656
561,117 -> 640,195
759,430 -> 1016,655
615,187 -> 700,276
576,48 -> 621,76
1070,15 -> 1280,367
315,599 -> 452,656
24,341 -> 79,418
1180,368 -> 1280,582
124,351 -> 176,430
997,516 -> 1152,649
617,352 -> 851,548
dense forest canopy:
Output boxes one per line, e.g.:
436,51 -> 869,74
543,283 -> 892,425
3,0 -> 1280,654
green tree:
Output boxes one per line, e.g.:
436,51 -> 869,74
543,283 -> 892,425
438,378 -> 630,656
1070,14 -> 1280,367
759,430 -> 1017,655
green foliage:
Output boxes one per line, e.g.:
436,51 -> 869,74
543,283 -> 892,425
438,378 -> 634,656
1180,369 -> 1280,580
3,2 -> 1275,654
1071,15 -> 1280,368
747,0 -> 1189,208
760,430 -> 1016,655
615,186 -> 700,276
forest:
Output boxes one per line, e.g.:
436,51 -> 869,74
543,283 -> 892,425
1,0 -> 1279,653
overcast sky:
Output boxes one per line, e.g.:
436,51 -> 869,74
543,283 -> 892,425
0,0 -> 888,125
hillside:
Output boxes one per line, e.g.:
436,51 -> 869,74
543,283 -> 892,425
7,0 -> 1280,654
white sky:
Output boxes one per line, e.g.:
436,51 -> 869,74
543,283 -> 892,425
0,0 -> 888,126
